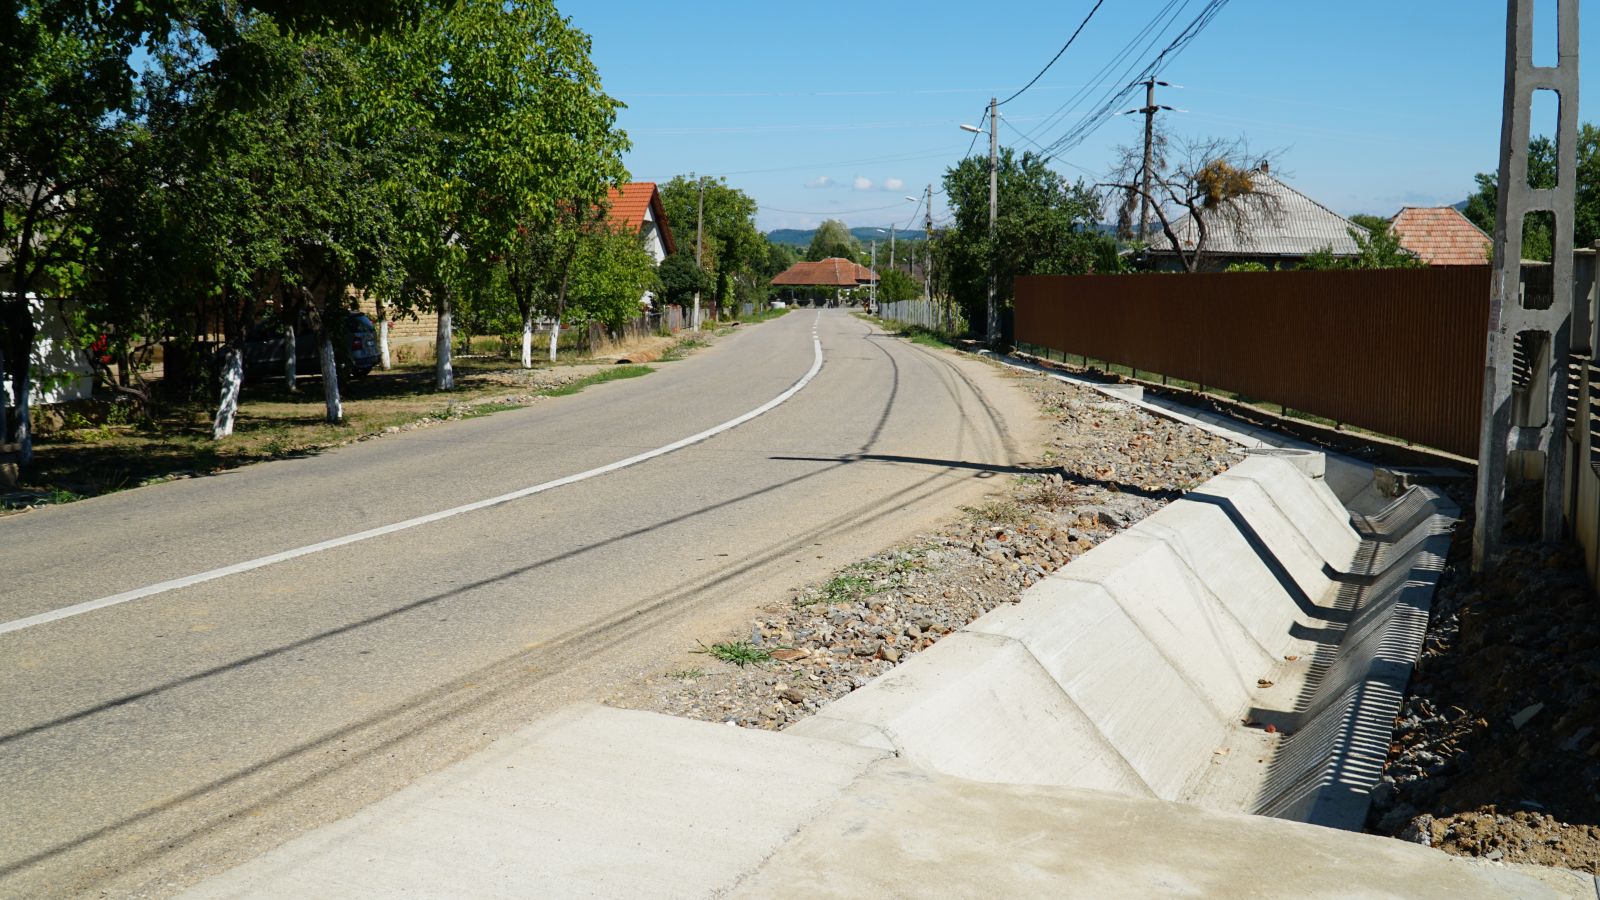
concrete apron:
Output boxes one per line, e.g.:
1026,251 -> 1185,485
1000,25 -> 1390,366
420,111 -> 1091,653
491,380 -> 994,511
789,450 -> 1458,831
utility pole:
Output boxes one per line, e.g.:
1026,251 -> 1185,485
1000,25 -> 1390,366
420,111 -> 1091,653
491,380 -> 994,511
986,95 -> 998,345
693,178 -> 705,331
889,226 -> 896,271
869,241 -> 877,313
1134,79 -> 1174,239
924,183 -> 938,329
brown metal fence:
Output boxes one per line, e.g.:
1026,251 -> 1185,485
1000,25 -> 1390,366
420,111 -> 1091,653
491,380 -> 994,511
1014,266 -> 1491,458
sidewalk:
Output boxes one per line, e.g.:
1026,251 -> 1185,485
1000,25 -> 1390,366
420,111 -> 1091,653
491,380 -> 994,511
185,704 -> 1593,898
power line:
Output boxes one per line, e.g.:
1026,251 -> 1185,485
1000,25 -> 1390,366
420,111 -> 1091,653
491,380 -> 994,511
996,0 -> 1107,107
1039,0 -> 1233,162
1014,0 -> 1187,148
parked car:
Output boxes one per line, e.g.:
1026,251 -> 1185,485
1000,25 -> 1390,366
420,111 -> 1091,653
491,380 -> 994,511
242,311 -> 380,383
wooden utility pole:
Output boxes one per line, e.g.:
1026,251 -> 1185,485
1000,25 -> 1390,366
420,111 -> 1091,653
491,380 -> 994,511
924,183 -> 940,330
693,178 -> 705,331
986,96 -> 998,345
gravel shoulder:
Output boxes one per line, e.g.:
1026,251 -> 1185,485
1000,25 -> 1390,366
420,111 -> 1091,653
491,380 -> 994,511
607,360 -> 1238,730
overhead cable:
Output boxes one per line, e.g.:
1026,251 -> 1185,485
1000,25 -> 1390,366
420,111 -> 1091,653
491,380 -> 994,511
996,0 -> 1107,107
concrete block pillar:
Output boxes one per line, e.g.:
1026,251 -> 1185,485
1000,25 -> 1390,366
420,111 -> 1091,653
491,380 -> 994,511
1475,0 -> 1581,571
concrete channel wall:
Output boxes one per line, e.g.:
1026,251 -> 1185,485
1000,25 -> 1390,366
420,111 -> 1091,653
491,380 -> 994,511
790,450 -> 1456,829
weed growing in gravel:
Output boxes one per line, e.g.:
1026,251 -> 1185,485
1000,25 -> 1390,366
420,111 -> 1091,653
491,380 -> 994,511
457,401 -> 525,420
964,498 -> 1036,526
695,641 -> 771,667
666,668 -> 705,681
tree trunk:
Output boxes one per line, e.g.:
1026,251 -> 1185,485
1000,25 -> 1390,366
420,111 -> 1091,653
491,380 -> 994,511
283,322 -> 298,391
546,314 -> 560,363
434,291 -> 454,390
379,315 -> 391,370
521,308 -> 535,369
212,347 -> 243,439
1,302 -> 37,466
319,332 -> 342,424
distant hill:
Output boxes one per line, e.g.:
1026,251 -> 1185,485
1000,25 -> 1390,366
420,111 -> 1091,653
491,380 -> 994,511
766,227 -> 929,248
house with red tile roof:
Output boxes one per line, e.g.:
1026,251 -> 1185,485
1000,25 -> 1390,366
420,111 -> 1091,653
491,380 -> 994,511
1388,206 -> 1491,266
770,258 -> 878,304
605,182 -> 675,263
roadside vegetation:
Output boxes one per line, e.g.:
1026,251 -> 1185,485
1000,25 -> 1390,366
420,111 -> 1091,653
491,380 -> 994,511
8,331 -> 717,511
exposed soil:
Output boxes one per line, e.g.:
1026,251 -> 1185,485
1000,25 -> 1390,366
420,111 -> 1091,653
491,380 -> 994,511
1368,484 -> 1600,874
608,365 -> 1238,729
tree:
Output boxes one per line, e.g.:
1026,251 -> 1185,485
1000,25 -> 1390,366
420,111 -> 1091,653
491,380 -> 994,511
659,176 -> 761,311
369,0 -> 626,389
1106,133 -> 1279,273
1300,221 -> 1424,271
877,268 -> 920,303
566,229 -> 659,333
1,8 -> 135,464
805,219 -> 861,262
658,252 -> 711,309
1461,126 -> 1600,262
939,148 -> 1121,337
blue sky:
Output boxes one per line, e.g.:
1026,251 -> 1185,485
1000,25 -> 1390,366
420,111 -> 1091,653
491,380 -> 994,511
565,1 -> 1590,234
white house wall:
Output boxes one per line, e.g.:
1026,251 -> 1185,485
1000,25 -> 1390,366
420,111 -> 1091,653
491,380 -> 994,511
1,295 -> 95,407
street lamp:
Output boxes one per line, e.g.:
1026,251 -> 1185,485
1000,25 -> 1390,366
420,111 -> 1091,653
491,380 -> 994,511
960,97 -> 999,345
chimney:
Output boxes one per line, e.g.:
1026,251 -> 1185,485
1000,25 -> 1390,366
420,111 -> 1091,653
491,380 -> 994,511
1258,160 -> 1270,174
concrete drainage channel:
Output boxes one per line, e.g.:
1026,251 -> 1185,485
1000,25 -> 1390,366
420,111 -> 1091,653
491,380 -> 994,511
789,447 -> 1458,831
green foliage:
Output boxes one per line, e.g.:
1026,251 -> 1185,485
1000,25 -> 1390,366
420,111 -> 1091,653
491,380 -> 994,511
939,149 -> 1123,333
544,365 -> 653,396
566,230 -> 660,331
877,267 -> 921,302
695,640 -> 772,667
1223,261 -> 1271,273
658,252 -> 711,307
805,219 -> 862,261
1299,221 -> 1424,271
659,176 -> 762,309
1461,126 -> 1600,261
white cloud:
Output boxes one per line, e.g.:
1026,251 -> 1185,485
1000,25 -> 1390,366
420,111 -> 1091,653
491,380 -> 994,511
884,178 -> 904,191
853,176 -> 874,191
805,176 -> 835,189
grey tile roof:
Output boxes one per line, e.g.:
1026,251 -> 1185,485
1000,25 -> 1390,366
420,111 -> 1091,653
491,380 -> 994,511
1150,171 -> 1366,258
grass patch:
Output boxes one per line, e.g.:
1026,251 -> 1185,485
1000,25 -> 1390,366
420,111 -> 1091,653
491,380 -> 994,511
543,364 -> 653,396
964,498 -> 1036,526
659,338 -> 708,362
695,640 -> 771,668
456,401 -> 526,420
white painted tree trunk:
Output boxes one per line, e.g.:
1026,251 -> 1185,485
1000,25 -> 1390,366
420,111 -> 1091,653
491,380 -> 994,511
547,315 -> 560,363
283,323 -> 297,391
319,333 -> 342,423
435,294 -> 454,390
212,347 -> 243,439
379,317 -> 391,370
692,292 -> 701,332
521,309 -> 535,369
13,365 -> 30,467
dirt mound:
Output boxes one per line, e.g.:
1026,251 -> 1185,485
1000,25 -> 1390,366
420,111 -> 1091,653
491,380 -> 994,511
1369,486 -> 1600,874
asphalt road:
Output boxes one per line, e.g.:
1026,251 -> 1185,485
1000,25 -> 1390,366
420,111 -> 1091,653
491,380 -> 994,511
0,310 -> 1042,897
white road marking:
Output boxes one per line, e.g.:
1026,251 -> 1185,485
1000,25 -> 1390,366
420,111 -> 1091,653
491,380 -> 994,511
0,315 -> 825,638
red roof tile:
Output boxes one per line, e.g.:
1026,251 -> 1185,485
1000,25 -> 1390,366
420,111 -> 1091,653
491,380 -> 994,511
770,258 -> 878,287
1390,206 -> 1491,266
605,182 -> 675,255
